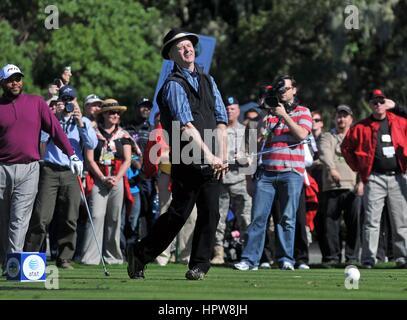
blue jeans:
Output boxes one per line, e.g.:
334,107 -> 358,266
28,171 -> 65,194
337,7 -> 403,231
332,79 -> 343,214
241,170 -> 303,267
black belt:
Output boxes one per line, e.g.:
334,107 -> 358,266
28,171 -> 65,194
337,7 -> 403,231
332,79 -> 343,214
43,162 -> 70,171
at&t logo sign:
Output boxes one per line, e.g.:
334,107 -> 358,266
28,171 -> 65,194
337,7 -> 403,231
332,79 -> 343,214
22,255 -> 46,281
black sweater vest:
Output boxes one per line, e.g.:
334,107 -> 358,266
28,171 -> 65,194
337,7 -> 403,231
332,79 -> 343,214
157,63 -> 217,162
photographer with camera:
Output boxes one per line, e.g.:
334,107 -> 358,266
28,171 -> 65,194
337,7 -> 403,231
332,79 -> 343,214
234,75 -> 312,271
25,85 -> 98,269
53,66 -> 72,89
45,68 -> 70,111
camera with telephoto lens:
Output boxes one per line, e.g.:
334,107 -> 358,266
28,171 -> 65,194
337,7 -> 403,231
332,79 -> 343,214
264,92 -> 280,109
263,79 -> 294,114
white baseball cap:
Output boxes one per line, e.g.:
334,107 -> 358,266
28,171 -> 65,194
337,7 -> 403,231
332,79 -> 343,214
84,94 -> 103,106
0,64 -> 24,81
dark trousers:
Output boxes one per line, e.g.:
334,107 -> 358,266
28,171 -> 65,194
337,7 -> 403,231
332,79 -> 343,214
313,192 -> 330,262
137,164 -> 220,273
138,178 -> 155,238
260,218 -> 275,264
24,163 -> 81,261
294,187 -> 309,265
323,189 -> 361,262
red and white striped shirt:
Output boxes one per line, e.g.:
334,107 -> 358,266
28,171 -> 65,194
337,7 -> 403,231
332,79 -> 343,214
261,105 -> 312,175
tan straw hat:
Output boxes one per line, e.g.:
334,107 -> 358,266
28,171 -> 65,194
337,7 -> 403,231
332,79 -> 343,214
98,98 -> 127,114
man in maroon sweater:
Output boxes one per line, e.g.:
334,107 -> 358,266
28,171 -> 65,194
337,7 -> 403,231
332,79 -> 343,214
0,64 -> 83,275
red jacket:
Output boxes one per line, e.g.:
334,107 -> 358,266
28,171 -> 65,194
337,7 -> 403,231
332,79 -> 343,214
305,173 -> 319,232
143,121 -> 170,178
341,112 -> 407,183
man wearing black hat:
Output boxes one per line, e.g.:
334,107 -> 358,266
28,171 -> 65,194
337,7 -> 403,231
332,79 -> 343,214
342,89 -> 407,269
318,104 -> 361,266
127,28 -> 228,280
24,85 -> 98,269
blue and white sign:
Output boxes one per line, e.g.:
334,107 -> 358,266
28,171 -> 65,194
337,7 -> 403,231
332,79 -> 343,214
149,35 -> 217,124
6,252 -> 46,282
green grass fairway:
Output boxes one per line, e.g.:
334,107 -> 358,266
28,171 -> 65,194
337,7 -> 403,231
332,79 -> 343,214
1,263 -> 407,300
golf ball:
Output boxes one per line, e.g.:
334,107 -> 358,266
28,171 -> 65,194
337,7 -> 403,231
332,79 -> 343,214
345,267 -> 360,281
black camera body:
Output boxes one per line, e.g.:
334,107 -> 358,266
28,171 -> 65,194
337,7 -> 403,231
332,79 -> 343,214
128,175 -> 141,187
53,78 -> 63,88
65,102 -> 75,113
262,79 -> 294,114
264,93 -> 280,109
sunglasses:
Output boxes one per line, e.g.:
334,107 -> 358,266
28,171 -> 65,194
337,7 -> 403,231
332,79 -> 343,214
278,86 -> 293,94
6,75 -> 23,83
370,98 -> 385,105
312,118 -> 322,123
108,110 -> 120,115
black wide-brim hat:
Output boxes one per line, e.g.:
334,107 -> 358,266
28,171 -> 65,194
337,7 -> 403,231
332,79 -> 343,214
161,28 -> 199,60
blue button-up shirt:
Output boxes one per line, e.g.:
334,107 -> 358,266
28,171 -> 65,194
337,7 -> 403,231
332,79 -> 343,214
163,66 -> 228,126
41,116 -> 98,167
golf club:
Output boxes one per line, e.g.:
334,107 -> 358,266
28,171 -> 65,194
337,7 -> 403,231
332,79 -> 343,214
234,139 -> 311,162
199,139 -> 311,169
76,176 -> 110,277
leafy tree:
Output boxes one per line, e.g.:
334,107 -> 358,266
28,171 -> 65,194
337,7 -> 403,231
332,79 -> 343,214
0,19 -> 40,94
37,1 -> 165,111
1,0 -> 172,123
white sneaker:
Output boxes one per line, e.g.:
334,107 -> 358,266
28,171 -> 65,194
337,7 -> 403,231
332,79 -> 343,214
298,263 -> 310,270
234,261 -> 258,271
260,262 -> 271,269
281,262 -> 295,271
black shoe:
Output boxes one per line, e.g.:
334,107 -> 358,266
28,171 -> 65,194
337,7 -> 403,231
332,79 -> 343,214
185,267 -> 205,280
361,263 -> 373,269
395,261 -> 407,269
127,243 -> 145,279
